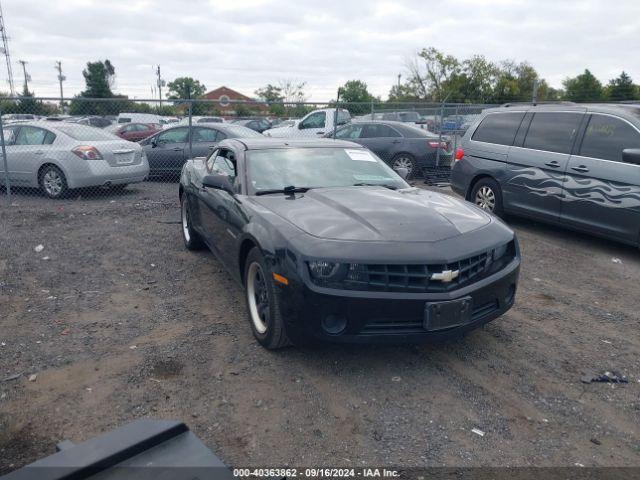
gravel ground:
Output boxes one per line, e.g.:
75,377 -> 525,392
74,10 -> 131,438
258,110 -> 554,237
0,181 -> 639,473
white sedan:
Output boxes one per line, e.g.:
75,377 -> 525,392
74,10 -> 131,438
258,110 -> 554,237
0,122 -> 149,198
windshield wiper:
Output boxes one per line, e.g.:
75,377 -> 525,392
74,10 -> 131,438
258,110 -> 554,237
255,186 -> 314,196
352,183 -> 398,190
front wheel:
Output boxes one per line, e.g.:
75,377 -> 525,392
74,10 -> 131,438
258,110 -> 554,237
391,154 -> 416,178
39,165 -> 68,199
470,178 -> 504,217
180,192 -> 204,250
244,247 -> 291,349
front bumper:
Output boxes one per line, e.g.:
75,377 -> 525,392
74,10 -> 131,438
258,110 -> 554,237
278,257 -> 520,344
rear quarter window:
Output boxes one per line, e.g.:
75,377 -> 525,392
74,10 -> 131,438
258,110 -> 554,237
579,114 -> 640,162
471,112 -> 525,146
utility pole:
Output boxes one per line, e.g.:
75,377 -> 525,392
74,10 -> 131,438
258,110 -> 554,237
532,78 -> 539,105
55,60 -> 65,110
156,65 -> 163,108
397,73 -> 401,89
0,0 -> 15,96
18,59 -> 29,93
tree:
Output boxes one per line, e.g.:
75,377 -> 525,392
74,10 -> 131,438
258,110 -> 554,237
337,80 -> 379,114
605,71 -> 638,101
277,78 -> 307,116
563,69 -> 603,102
255,84 -> 285,115
167,77 -> 206,100
406,47 -> 460,100
81,60 -> 115,98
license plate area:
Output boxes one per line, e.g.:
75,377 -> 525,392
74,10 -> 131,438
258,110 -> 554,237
424,297 -> 472,331
116,154 -> 134,165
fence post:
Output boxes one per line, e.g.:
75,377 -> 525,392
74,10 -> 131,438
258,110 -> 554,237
370,99 -> 374,118
435,101 -> 445,169
0,109 -> 11,202
188,100 -> 193,159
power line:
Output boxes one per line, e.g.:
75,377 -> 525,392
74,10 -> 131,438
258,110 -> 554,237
0,0 -> 15,95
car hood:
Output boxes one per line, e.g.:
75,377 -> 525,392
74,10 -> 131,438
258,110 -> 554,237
251,187 -> 491,242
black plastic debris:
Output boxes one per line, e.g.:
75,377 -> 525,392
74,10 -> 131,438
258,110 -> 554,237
581,371 -> 629,384
1,418 -> 234,480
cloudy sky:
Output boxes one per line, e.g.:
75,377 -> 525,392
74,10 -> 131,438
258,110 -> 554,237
3,0 -> 640,101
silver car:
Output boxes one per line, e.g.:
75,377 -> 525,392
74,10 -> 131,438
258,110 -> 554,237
0,122 -> 149,198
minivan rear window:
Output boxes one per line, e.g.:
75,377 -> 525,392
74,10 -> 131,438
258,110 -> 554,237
471,112 -> 525,146
523,112 -> 582,154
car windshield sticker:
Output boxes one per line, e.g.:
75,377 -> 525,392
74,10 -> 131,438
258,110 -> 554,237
345,149 -> 376,162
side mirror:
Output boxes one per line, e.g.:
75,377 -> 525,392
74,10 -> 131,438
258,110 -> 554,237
202,174 -> 234,195
396,167 -> 409,180
622,148 -> 640,165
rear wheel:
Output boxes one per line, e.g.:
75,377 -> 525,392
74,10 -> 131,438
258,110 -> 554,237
39,165 -> 68,199
244,247 -> 290,349
391,154 -> 416,178
180,192 -> 204,250
470,177 -> 504,216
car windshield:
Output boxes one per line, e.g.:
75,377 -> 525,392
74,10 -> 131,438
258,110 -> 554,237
55,125 -> 121,141
246,147 -> 408,194
222,125 -> 263,138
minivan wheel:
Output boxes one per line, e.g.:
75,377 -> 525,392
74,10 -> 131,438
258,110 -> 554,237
39,165 -> 68,199
180,193 -> 204,250
391,154 -> 416,178
470,178 -> 504,216
244,247 -> 291,350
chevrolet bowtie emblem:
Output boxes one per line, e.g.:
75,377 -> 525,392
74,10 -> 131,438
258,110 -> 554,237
430,269 -> 460,283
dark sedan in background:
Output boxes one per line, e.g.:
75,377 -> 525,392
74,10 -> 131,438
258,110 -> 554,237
179,138 -> 520,349
329,121 -> 452,178
141,123 -> 262,178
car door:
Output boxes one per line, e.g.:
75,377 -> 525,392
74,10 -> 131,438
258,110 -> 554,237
334,124 -> 365,143
561,113 -> 640,243
296,111 -> 327,137
4,126 -> 55,185
145,127 -> 188,175
197,148 -> 240,264
190,127 -> 220,158
0,125 -> 18,182
358,124 -> 403,162
505,111 -> 584,221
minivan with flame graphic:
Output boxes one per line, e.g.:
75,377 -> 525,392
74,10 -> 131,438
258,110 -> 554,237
451,103 -> 640,246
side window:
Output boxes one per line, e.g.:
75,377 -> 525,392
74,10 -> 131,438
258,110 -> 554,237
211,150 -> 237,180
300,112 -> 326,129
335,125 -> 364,139
206,149 -> 219,172
44,131 -> 56,145
523,112 -> 582,154
122,124 -> 136,133
15,126 -> 48,145
194,128 -> 219,143
136,124 -> 150,132
217,131 -> 228,141
157,127 -> 189,144
579,114 -> 640,162
3,126 -> 18,145
362,124 -> 401,138
471,112 -> 525,146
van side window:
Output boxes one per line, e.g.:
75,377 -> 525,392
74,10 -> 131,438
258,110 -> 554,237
523,112 -> 582,154
471,112 -> 525,146
580,114 -> 640,163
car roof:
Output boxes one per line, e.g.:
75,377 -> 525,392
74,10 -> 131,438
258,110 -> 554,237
221,138 -> 362,150
487,102 -> 640,123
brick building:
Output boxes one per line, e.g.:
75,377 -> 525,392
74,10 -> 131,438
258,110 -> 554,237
202,86 -> 267,114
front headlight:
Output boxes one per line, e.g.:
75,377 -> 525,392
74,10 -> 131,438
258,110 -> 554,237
308,261 -> 346,280
493,242 -> 509,260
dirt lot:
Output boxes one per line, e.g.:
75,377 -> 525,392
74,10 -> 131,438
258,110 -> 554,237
0,181 -> 639,473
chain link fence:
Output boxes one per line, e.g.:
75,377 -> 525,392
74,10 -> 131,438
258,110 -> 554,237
0,96 -> 502,202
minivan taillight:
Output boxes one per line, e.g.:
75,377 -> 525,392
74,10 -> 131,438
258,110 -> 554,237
454,148 -> 464,161
72,146 -> 103,160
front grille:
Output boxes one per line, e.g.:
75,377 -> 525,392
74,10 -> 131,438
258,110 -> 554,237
360,299 -> 500,335
326,251 -> 491,293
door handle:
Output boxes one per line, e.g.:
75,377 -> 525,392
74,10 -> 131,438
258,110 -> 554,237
544,161 -> 560,168
392,140 -> 401,144
571,165 -> 589,173
316,131 -> 324,135
34,150 -> 44,155
172,147 -> 183,151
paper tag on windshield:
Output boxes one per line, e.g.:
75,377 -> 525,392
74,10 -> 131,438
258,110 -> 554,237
345,149 -> 376,162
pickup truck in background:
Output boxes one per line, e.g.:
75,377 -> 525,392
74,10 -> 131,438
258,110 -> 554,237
262,108 -> 351,137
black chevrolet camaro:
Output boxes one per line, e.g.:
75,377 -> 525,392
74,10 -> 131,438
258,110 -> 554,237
179,138 -> 520,349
